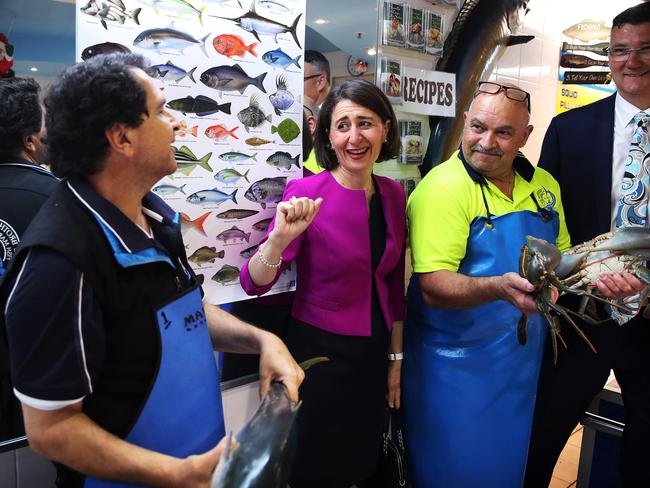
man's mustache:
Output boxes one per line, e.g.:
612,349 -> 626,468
471,145 -> 504,157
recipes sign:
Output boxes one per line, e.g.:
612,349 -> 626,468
401,67 -> 455,118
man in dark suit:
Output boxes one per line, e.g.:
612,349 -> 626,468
524,4 -> 650,486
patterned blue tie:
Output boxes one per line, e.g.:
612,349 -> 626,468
611,111 -> 650,323
616,111 -> 650,227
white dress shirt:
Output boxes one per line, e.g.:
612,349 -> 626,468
610,92 -> 650,230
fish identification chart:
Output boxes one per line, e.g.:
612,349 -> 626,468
76,0 -> 305,304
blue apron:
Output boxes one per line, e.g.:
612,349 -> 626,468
85,287 -> 225,488
403,206 -> 558,488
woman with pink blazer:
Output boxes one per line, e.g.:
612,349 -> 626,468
241,80 -> 407,488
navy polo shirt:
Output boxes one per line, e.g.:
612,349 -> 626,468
4,179 -> 195,410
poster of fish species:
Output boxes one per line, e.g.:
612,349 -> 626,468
76,0 -> 305,304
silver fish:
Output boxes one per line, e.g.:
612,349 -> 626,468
244,177 -> 287,209
211,264 -> 240,284
214,168 -> 251,184
217,225 -> 251,243
134,0 -> 206,25
146,60 -> 197,83
152,183 -> 186,196
187,188 -> 238,207
269,75 -> 295,116
266,151 -> 300,171
210,4 -> 302,48
237,95 -> 272,132
257,0 -> 291,14
211,359 -> 328,488
218,151 -> 257,163
133,27 -> 209,57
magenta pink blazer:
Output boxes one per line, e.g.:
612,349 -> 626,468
240,170 -> 406,336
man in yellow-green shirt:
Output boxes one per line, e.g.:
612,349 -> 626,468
402,82 -> 570,488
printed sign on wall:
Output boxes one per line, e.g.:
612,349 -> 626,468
76,0 -> 306,304
400,67 -> 455,117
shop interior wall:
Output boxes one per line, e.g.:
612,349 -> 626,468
490,0 -> 642,164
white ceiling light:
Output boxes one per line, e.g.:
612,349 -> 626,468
314,19 -> 329,25
30,67 -> 38,72
367,48 -> 376,56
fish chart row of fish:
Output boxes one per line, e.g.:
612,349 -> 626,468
77,0 -> 305,302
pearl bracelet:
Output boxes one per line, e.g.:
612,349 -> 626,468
257,244 -> 282,269
388,352 -> 404,361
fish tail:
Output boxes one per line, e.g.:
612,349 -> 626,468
265,113 -> 273,124
180,184 -> 186,195
217,250 -> 225,259
198,152 -> 214,172
187,67 -> 197,83
198,6 -> 206,27
248,42 -> 258,57
293,54 -> 302,69
243,168 -> 250,183
229,189 -> 238,205
290,13 -> 303,49
229,126 -> 239,139
271,125 -> 278,134
251,153 -> 257,162
255,72 -> 267,94
293,154 -> 301,168
200,33 -> 211,58
130,7 -> 142,25
194,211 -> 211,236
244,232 -> 251,243
218,102 -> 232,115
191,125 -> 198,137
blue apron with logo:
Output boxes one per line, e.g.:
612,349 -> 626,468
84,287 -> 225,487
403,208 -> 558,488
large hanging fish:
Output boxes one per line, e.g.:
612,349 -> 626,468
210,3 -> 302,48
423,0 -> 533,173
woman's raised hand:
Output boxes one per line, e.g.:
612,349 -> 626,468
268,196 -> 323,248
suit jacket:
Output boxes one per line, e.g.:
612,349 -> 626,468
241,170 -> 407,336
538,94 -> 616,245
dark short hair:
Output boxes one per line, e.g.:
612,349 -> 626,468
44,53 -> 149,178
305,50 -> 330,82
613,2 -> 650,28
0,78 -> 43,160
314,79 -> 400,170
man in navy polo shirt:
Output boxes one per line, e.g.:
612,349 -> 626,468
0,53 -> 304,488
0,77 -> 58,440
0,77 -> 57,275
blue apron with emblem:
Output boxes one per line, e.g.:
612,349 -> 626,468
403,208 -> 558,488
84,287 -> 225,488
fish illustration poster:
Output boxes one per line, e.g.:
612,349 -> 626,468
76,0 -> 305,304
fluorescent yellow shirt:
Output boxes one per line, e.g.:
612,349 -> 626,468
303,150 -> 323,175
408,150 -> 571,273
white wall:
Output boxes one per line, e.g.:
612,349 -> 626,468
491,0 -> 642,164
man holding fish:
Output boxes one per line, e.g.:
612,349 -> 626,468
525,3 -> 650,486
0,53 -> 303,488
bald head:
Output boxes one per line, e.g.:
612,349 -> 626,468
461,84 -> 534,183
